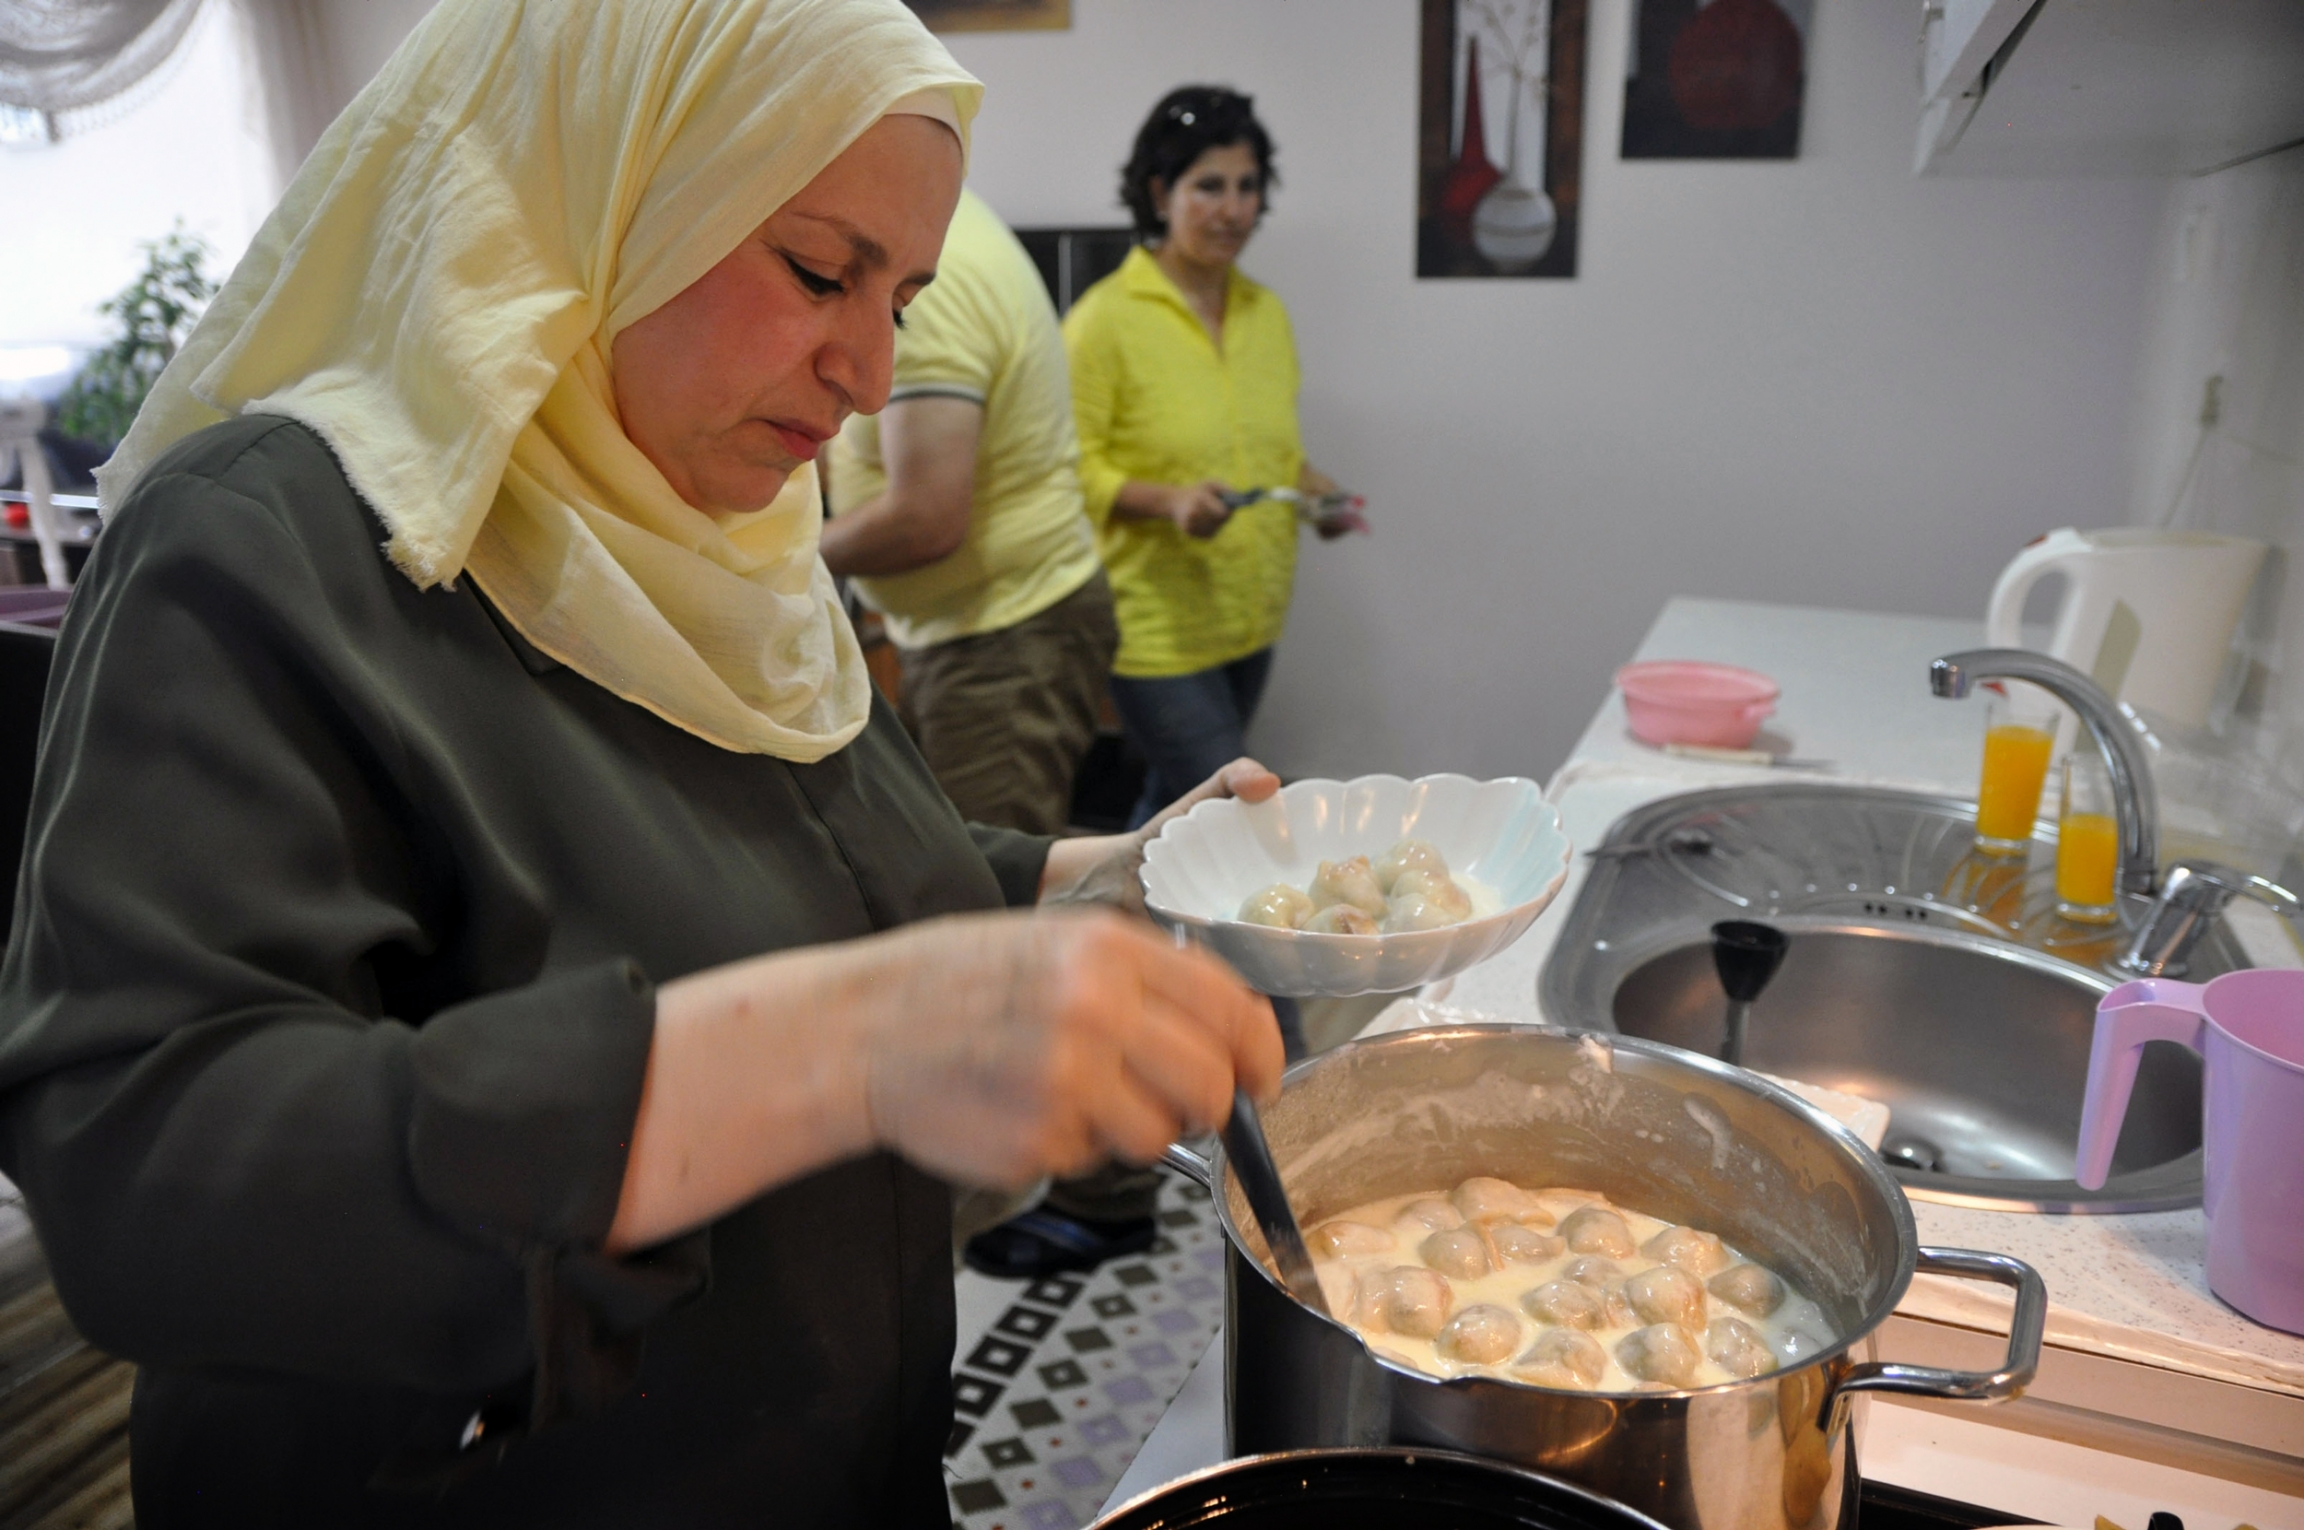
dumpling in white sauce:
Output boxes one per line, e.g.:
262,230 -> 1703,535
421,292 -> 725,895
1616,1323 -> 1704,1388
1513,1328 -> 1608,1391
1452,1177 -> 1554,1226
1436,1303 -> 1522,1365
1357,1266 -> 1453,1339
1393,1198 -> 1463,1234
1490,1224 -> 1566,1265
1237,884 -> 1314,929
1708,1263 -> 1786,1318
1706,1316 -> 1778,1378
1374,839 -> 1450,892
1304,904 -> 1378,936
1521,1280 -> 1605,1330
1308,856 -> 1388,917
1418,1227 -> 1492,1280
1309,1220 -> 1394,1258
1561,1208 -> 1635,1258
1305,903 -> 1381,935
1560,1256 -> 1623,1289
1623,1265 -> 1707,1330
1316,1261 -> 1359,1320
1643,1224 -> 1730,1278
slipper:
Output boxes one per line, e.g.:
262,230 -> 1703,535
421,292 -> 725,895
961,1209 -> 1157,1279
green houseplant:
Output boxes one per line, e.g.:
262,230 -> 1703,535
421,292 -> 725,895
55,228 -> 217,450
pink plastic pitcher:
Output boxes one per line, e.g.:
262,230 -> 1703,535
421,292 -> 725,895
2078,970 -> 2304,1335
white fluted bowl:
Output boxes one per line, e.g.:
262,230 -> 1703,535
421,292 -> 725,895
1140,774 -> 1571,998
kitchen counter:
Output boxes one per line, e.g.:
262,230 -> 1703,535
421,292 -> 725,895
1102,598 -> 2303,1528
1397,598 -> 2304,1411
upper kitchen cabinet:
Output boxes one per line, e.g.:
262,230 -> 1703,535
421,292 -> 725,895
1915,0 -> 2304,175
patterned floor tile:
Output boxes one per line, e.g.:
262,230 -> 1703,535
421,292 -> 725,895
946,1171 -> 1223,1530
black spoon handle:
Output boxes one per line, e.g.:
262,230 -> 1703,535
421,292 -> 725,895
1220,1088 -> 1328,1317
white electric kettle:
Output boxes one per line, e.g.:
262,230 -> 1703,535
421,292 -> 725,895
1984,527 -> 2266,730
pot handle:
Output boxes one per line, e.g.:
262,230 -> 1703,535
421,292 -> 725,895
1161,1140 -> 1214,1189
1830,1247 -> 2045,1414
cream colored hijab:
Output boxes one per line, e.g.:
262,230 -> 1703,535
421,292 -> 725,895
99,0 -> 980,760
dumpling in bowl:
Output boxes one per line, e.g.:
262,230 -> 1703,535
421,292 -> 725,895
1380,892 -> 1458,934
1238,883 -> 1314,929
1308,856 -> 1387,917
1374,839 -> 1450,892
1304,904 -> 1378,936
1389,868 -> 1473,923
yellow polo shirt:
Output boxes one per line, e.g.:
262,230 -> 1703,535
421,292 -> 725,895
1064,246 -> 1305,679
827,189 -> 1100,651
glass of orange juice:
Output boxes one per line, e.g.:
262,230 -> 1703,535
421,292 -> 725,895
1974,698 -> 2056,854
2056,752 -> 2120,922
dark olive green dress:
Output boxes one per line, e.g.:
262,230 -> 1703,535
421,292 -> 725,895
0,417 -> 1046,1528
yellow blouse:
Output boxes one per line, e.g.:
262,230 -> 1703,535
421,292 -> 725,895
1064,246 -> 1304,678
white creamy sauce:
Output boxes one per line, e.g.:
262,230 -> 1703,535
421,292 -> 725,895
1309,1180 -> 1835,1393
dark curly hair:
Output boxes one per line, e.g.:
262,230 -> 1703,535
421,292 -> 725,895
1118,86 -> 1277,243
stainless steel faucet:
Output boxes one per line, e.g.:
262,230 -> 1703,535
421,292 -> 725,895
2118,860 -> 2303,977
1928,649 -> 2160,897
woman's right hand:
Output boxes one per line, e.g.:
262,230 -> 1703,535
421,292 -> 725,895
1164,481 -> 1235,539
860,910 -> 1280,1189
610,908 -> 1280,1251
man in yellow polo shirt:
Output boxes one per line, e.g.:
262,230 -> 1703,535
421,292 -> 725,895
822,188 -> 1116,837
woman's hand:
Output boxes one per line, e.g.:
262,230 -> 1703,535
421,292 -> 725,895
859,911 -> 1281,1189
1299,462 -> 1367,540
608,907 -> 1282,1250
1039,757 -> 1282,914
1165,480 -> 1235,539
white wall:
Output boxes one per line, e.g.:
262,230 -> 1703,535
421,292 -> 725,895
0,2 -> 275,348
2123,146 -> 2304,748
943,0 -> 2171,781
6,0 -> 2181,789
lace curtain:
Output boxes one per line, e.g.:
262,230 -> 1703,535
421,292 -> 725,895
0,0 -> 205,116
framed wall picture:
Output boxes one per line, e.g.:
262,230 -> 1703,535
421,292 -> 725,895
1417,0 -> 1589,279
900,0 -> 1068,33
1621,0 -> 1808,159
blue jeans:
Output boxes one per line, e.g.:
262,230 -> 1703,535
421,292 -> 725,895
1108,648 -> 1275,831
1108,647 -> 1304,1062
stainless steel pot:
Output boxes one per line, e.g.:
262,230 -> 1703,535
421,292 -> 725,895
1162,1025 -> 2046,1530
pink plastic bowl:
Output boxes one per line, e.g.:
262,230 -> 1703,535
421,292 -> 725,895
1614,660 -> 1779,749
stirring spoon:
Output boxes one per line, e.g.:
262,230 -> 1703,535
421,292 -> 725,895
1168,924 -> 1328,1316
1219,1087 -> 1329,1318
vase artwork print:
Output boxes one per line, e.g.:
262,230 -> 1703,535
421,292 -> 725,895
1621,0 -> 1809,160
1417,0 -> 1589,279
898,0 -> 1067,33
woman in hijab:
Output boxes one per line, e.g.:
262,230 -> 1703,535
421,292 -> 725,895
0,2 -> 1278,1525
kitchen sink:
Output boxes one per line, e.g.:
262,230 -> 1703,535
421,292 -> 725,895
1539,783 -> 2246,1212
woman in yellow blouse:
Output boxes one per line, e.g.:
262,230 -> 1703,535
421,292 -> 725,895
1065,86 -> 1357,832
